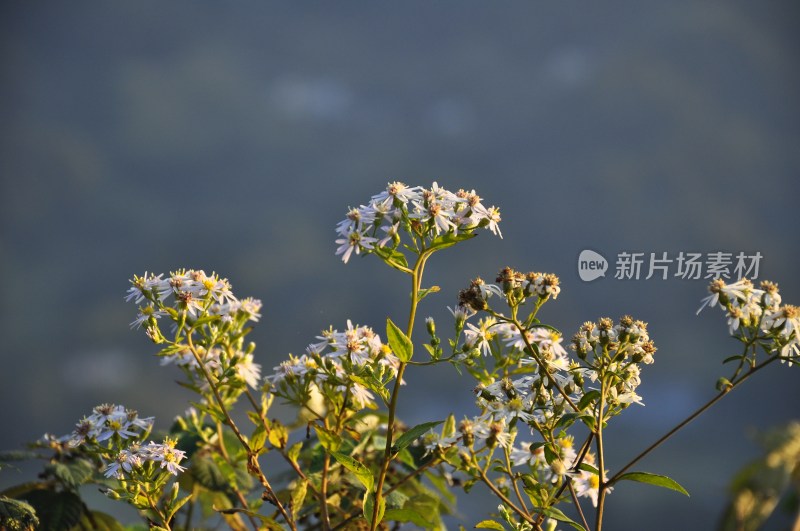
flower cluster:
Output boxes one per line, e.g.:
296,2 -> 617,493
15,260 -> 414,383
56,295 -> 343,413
68,403 -> 154,448
126,269 -> 261,332
125,269 -> 264,413
335,181 -> 502,264
457,269 -> 561,315
60,405 -> 186,482
266,320 -> 400,410
104,437 -> 187,479
698,278 -> 800,364
570,316 -> 655,409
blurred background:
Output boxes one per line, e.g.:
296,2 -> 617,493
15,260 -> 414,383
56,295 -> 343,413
1,2 -> 799,529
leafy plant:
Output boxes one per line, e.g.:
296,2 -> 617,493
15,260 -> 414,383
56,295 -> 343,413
1,182 -> 797,531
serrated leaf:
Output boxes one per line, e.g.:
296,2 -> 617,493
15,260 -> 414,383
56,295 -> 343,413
614,471 -> 689,496
393,421 -> 443,454
475,520 -> 505,530
72,459 -> 94,484
386,318 -> 413,362
385,490 -> 409,509
191,456 -> 229,492
0,495 -> 39,530
331,452 -> 373,491
19,490 -> 83,531
46,462 -> 88,491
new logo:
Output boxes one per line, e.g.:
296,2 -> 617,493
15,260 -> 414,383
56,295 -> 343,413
578,249 -> 608,282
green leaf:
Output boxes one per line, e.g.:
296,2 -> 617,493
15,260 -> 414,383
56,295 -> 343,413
215,507 -> 282,530
475,520 -> 505,530
386,318 -> 413,362
577,390 -> 600,411
555,412 -> 583,430
250,424 -> 267,452
45,460 -> 94,491
0,482 -> 48,499
417,286 -> 440,301
70,510 -> 126,531
442,414 -> 456,438
362,490 -> 386,526
0,496 -> 39,530
428,231 -> 477,252
614,471 -> 689,496
267,419 -> 288,449
541,506 -> 586,530
191,456 -> 229,493
384,508 -> 436,528
0,450 -> 40,463
291,479 -> 308,514
393,420 -> 443,454
287,441 -> 303,465
331,452 -> 373,491
373,246 -> 409,270
19,490 -> 83,531
315,426 -> 342,453
425,471 -> 457,505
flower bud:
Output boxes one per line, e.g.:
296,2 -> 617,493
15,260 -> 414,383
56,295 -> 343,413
550,459 -> 567,477
425,317 -> 436,336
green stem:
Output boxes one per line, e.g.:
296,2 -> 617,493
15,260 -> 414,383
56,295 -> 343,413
369,253 -> 429,531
